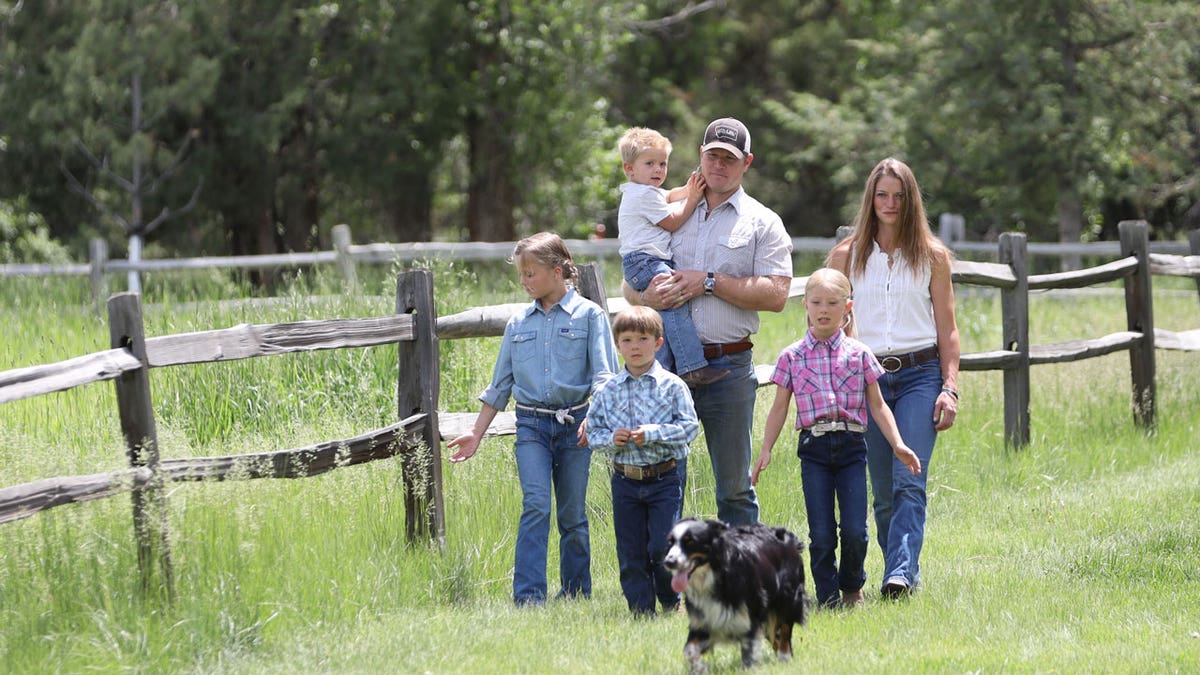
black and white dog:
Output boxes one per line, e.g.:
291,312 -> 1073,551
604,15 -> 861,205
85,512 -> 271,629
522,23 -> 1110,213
663,518 -> 808,673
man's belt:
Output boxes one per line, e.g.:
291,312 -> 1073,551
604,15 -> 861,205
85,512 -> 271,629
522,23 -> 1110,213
702,339 -> 753,360
611,458 -> 678,481
877,345 -> 940,373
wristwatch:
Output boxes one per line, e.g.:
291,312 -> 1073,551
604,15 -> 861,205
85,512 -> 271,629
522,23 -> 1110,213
704,272 -> 716,295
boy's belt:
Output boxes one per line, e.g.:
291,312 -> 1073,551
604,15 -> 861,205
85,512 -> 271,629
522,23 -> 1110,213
702,339 -> 753,359
877,345 -> 939,373
611,458 -> 677,481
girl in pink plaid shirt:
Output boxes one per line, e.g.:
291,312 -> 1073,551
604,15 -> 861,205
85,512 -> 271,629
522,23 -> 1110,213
752,268 -> 920,609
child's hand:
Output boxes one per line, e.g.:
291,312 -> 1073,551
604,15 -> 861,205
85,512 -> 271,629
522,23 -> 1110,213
750,449 -> 772,486
576,418 -> 589,447
686,171 -> 706,200
447,433 -> 480,463
612,428 -> 631,447
895,444 -> 922,475
630,427 -> 647,446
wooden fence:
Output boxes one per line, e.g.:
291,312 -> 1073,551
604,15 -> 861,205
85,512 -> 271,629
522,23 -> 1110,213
3,223 -> 1198,309
1,221 -> 1197,598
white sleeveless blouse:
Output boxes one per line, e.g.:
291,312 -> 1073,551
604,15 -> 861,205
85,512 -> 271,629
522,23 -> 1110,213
850,241 -> 938,355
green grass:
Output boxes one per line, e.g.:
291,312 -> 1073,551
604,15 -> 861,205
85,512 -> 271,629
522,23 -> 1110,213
2,261 -> 1199,672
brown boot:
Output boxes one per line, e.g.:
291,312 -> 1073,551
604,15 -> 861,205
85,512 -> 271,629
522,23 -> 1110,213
681,366 -> 730,387
840,589 -> 865,608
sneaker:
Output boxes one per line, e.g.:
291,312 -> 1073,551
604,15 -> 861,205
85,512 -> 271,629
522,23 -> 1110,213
881,576 -> 911,599
681,366 -> 730,386
840,589 -> 865,608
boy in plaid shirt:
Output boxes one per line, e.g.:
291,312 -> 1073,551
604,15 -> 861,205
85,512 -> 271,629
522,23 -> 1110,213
587,306 -> 700,615
752,268 -> 921,609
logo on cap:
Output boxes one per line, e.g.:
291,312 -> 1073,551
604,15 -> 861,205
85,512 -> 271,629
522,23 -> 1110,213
701,118 -> 750,158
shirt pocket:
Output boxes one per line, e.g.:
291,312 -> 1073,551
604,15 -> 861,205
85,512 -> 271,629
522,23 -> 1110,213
512,331 -> 538,363
835,370 -> 865,398
714,222 -> 754,272
795,368 -> 823,396
555,325 -> 590,363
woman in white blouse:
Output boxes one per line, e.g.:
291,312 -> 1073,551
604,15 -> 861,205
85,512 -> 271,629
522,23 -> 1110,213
826,157 -> 960,599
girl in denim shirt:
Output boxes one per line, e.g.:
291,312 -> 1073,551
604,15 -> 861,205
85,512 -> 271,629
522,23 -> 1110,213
447,232 -> 617,606
751,268 -> 920,609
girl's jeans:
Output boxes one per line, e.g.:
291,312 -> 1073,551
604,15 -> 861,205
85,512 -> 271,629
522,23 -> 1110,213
797,429 -> 869,607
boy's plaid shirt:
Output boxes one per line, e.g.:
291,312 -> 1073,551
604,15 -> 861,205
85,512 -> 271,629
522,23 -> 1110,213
586,361 -> 699,466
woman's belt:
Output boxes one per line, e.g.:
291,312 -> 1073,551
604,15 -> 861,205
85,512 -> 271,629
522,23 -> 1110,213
876,345 -> 939,373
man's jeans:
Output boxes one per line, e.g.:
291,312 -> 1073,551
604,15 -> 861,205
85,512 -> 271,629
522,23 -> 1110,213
690,350 -> 757,525
513,406 -> 592,604
797,429 -> 869,607
865,358 -> 941,589
610,459 -> 687,614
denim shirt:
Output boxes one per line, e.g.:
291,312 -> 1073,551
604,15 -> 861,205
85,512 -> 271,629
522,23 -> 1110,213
479,287 -> 618,411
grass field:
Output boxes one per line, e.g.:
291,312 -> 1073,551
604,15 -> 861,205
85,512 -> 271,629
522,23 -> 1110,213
2,260 -> 1199,673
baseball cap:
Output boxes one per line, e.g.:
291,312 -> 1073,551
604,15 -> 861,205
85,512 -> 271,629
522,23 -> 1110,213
700,118 -> 751,158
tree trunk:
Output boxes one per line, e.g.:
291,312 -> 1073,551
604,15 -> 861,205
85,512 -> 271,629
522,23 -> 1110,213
278,106 -> 320,252
465,111 -> 516,242
1056,178 -> 1083,271
386,171 -> 434,242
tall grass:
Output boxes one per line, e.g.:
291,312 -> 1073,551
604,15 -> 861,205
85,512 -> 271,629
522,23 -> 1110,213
2,260 -> 1198,672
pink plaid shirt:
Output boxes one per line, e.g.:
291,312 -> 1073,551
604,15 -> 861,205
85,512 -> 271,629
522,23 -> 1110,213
770,329 -> 886,429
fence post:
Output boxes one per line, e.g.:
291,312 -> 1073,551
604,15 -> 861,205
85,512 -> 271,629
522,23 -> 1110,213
574,262 -> 609,309
332,224 -> 358,289
1190,229 -> 1200,304
107,292 -> 174,600
998,232 -> 1031,447
89,238 -> 108,314
1119,220 -> 1156,428
395,269 -> 444,545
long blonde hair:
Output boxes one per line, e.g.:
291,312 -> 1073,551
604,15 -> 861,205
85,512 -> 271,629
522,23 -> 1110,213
805,268 -> 857,338
835,157 -> 946,278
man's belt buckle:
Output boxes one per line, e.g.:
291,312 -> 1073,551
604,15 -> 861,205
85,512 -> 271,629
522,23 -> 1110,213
881,355 -> 903,373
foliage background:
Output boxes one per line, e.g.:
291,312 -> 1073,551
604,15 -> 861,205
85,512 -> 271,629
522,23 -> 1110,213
1,0 -> 1198,261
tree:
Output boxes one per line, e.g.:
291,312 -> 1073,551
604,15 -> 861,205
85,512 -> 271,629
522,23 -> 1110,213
908,1 -> 1142,259
460,0 -> 626,241
45,2 -> 216,287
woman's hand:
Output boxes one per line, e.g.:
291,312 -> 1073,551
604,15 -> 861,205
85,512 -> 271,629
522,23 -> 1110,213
933,390 -> 957,431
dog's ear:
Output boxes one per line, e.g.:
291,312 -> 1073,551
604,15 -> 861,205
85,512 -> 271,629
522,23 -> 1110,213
707,519 -> 728,534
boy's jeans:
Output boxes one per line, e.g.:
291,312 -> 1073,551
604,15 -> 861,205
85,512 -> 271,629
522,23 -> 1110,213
610,459 -> 687,614
621,251 -> 707,374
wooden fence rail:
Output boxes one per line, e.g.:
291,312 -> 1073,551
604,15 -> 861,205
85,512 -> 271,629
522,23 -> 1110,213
1,222 -> 1198,598
4,223 -> 1198,309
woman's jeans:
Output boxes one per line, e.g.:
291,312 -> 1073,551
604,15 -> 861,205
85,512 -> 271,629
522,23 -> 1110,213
797,429 -> 869,607
865,358 -> 941,589
513,406 -> 592,605
610,459 -> 687,614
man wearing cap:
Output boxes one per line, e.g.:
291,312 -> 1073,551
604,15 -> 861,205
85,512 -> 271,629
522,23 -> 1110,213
627,117 -> 793,525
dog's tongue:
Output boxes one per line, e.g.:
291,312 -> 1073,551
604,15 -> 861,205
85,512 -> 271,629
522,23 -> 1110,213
671,570 -> 690,593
